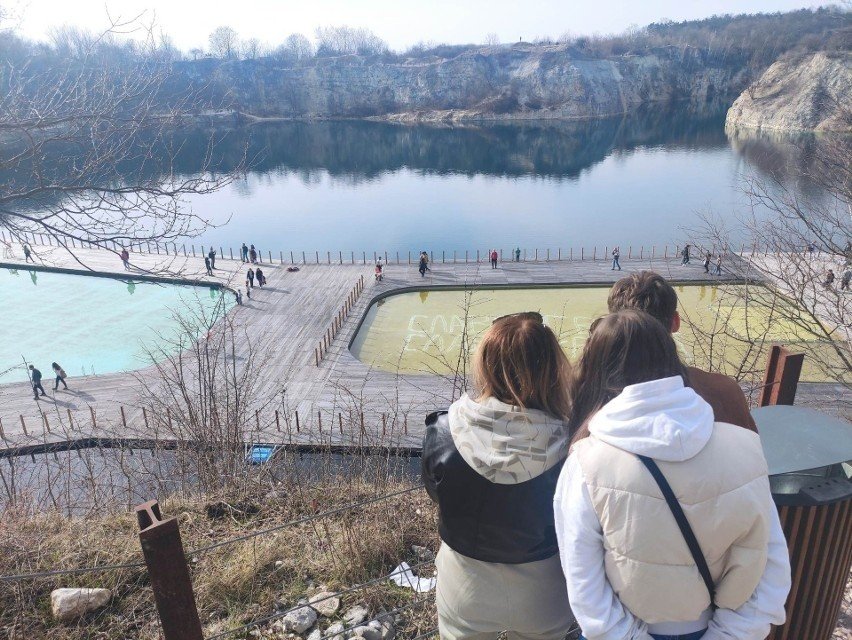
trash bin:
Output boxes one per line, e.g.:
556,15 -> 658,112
753,405 -> 852,640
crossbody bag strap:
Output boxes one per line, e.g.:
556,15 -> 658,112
637,454 -> 717,608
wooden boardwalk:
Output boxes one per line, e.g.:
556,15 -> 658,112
0,242 -> 844,451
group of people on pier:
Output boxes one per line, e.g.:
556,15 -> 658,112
423,271 -> 790,640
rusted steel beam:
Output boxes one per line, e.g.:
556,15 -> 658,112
759,345 -> 805,407
135,500 -> 204,640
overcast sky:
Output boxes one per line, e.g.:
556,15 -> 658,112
6,0 -> 834,51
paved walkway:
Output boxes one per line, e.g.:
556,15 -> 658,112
0,242 -> 844,450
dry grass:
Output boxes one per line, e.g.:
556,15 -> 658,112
0,478 -> 438,640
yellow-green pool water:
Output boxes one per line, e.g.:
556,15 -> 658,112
350,284 -> 839,382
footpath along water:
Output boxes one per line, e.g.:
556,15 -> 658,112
0,267 -> 231,383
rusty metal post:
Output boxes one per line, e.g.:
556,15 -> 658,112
135,501 -> 204,640
759,345 -> 805,407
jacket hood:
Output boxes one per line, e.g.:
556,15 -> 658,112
588,376 -> 714,462
448,393 -> 569,484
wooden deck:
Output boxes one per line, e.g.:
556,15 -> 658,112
0,243 -> 845,451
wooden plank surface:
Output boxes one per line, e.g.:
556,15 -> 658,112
0,242 -> 843,450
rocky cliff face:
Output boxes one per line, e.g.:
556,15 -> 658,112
177,44 -> 747,121
726,52 -> 851,132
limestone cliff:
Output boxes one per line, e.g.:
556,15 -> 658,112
726,52 -> 851,132
177,43 -> 746,122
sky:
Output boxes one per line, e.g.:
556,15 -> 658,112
5,0 -> 835,51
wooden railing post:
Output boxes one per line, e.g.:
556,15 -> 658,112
135,501 -> 204,640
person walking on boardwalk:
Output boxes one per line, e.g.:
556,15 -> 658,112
120,248 -> 130,270
703,251 -> 711,274
235,290 -> 243,305
247,267 -> 255,287
241,243 -> 249,262
422,251 -> 431,272
249,245 -> 258,264
841,269 -> 851,291
245,281 -> 251,299
255,267 -> 265,287
29,365 -> 47,399
23,243 -> 34,263
611,246 -> 621,271
681,243 -> 691,265
204,256 -> 213,275
208,248 -> 216,269
714,254 -> 723,276
490,249 -> 498,269
418,252 -> 428,277
823,268 -> 835,289
51,362 -> 68,391
515,247 -> 521,262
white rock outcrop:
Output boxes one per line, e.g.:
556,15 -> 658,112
726,52 -> 852,132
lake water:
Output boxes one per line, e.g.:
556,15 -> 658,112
164,108 -> 825,254
0,268 -> 231,383
350,284 -> 833,381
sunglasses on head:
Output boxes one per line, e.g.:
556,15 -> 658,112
492,311 -> 544,325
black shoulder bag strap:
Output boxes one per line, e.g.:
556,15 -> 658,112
637,455 -> 717,608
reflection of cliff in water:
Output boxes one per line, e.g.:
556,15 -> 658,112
725,125 -> 851,198
171,106 -> 730,182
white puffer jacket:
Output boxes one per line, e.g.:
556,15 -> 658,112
554,376 -> 791,640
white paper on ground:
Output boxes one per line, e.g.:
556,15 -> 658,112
388,561 -> 436,593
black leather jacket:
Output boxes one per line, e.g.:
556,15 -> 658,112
421,410 -> 564,564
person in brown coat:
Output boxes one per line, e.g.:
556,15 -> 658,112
606,270 -> 757,431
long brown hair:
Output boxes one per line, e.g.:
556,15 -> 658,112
568,309 -> 689,443
473,313 -> 572,421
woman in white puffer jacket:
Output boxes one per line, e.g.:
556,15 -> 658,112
555,310 -> 791,640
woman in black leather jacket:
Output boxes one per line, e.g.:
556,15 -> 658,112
422,312 -> 575,640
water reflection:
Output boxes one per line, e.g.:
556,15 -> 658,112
168,105 -> 731,182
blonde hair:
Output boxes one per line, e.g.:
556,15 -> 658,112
473,314 -> 572,421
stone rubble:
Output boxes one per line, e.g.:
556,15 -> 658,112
309,591 -> 341,617
280,604 -> 318,634
342,604 -> 369,626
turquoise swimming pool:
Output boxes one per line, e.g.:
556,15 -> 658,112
0,268 -> 232,383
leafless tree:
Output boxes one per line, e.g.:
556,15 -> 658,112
136,299 -> 280,497
0,16 -> 242,270
285,32 -> 314,60
695,133 -> 851,406
315,25 -> 388,57
484,33 -> 500,46
208,25 -> 239,59
241,37 -> 265,60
